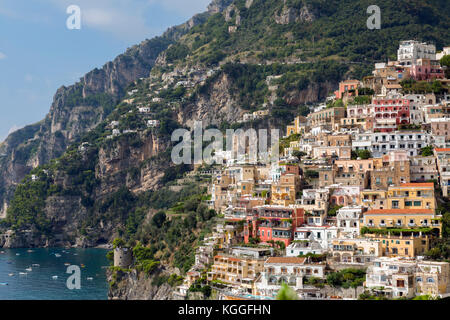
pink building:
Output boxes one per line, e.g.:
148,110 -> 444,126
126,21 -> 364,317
334,80 -> 360,99
410,59 -> 444,81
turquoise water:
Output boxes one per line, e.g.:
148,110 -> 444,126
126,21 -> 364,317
0,248 -> 110,300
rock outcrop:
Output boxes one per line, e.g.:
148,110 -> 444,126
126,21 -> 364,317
275,0 -> 317,24
107,267 -> 176,300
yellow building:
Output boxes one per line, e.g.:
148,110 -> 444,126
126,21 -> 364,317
359,190 -> 387,210
271,174 -> 301,206
366,233 -> 431,257
207,254 -> 265,292
362,208 -> 442,257
286,116 -> 307,137
386,183 -> 436,211
362,209 -> 442,234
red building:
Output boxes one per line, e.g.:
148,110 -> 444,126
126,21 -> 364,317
244,206 -> 305,247
372,96 -> 410,132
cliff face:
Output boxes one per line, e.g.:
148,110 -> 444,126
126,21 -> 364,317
107,267 -> 178,300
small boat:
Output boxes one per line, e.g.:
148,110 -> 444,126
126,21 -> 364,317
0,251 -> 5,254
64,262 -> 70,266
32,264 -> 40,267
27,250 -> 34,253
55,254 -> 61,258
8,273 -> 14,276
16,253 -> 20,256
81,264 -> 85,268
52,276 -> 58,280
0,283 -> 8,286
19,272 -> 27,276
87,277 -> 93,281
25,267 -> 32,272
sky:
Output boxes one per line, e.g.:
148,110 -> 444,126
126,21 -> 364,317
0,0 -> 211,142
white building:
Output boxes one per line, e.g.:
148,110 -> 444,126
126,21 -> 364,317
365,257 -> 417,298
256,257 -> 326,298
138,107 -> 151,113
397,40 -> 436,66
353,131 -> 430,157
336,206 -> 363,238
147,120 -> 160,128
287,225 -> 338,257
436,47 -> 450,61
365,257 -> 450,299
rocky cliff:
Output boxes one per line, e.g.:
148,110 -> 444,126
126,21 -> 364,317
107,267 -> 179,300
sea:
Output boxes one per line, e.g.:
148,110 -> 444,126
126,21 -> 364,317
0,248 -> 110,300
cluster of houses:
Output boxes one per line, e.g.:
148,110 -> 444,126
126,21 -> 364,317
105,107 -> 160,140
173,40 -> 450,300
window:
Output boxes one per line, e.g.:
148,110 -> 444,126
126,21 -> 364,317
427,278 -> 435,283
414,201 -> 422,207
416,277 -> 422,282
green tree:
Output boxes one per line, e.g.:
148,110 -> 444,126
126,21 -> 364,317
421,145 -> 434,157
276,283 -> 299,300
152,211 -> 167,228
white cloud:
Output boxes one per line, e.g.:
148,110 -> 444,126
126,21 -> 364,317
47,0 -> 154,41
46,0 -> 211,41
0,52 -> 6,60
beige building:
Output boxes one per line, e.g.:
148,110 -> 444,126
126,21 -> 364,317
409,156 -> 438,182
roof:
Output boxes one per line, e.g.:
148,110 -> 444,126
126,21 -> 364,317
435,148 -> 450,152
365,209 -> 434,215
215,255 -> 241,262
265,257 -> 306,264
391,183 -> 434,188
385,84 -> 402,89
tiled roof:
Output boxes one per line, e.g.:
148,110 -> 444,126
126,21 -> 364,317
365,209 -> 434,215
392,183 -> 434,188
265,257 -> 306,264
435,148 -> 450,152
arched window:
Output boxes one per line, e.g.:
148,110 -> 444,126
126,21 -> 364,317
416,277 -> 422,282
427,278 -> 435,283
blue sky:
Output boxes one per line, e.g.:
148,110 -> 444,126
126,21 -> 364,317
0,0 -> 211,142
